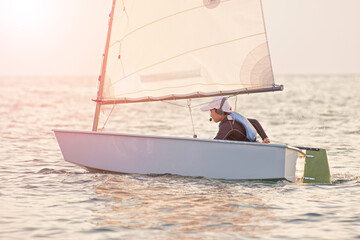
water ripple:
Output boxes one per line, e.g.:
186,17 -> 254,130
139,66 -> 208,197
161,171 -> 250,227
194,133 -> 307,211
1,76 -> 360,239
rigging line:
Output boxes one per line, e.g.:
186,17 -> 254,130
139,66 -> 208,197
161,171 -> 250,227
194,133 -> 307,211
105,92 -> 248,109
161,99 -> 213,110
162,99 -> 212,109
110,0 -> 232,48
189,97 -> 231,109
187,99 -> 197,138
100,104 -> 117,131
233,95 -> 238,124
162,99 -> 210,109
161,99 -> 199,136
175,92 -> 248,109
121,0 -> 127,15
161,100 -> 189,108
109,32 -> 266,87
185,95 -> 234,111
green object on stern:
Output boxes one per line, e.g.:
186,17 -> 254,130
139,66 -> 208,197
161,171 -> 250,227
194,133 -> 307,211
303,148 -> 331,184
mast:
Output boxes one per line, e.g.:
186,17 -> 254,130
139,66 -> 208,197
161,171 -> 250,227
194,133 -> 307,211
92,0 -> 117,131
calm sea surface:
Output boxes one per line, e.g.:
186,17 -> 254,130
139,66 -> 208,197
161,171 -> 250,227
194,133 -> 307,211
1,75 -> 359,239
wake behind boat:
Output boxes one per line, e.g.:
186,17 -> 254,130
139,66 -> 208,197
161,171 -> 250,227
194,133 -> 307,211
53,0 -> 331,183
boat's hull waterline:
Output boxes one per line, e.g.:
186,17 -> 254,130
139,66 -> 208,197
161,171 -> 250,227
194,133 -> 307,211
53,129 -> 306,182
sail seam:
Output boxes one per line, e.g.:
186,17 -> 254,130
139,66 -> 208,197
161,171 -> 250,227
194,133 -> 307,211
110,0 -> 233,48
110,32 -> 266,87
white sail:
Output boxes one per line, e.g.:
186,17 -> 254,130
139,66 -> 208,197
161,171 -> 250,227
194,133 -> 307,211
99,0 -> 280,104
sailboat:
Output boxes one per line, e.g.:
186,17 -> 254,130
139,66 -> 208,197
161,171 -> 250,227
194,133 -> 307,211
53,0 -> 331,183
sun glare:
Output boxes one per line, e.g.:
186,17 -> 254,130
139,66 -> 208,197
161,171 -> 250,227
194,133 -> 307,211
1,0 -> 56,31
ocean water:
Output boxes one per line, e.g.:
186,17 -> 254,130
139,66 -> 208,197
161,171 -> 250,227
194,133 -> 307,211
1,75 -> 359,239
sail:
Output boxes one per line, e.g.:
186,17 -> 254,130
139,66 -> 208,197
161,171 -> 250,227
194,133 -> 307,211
99,0 -> 280,104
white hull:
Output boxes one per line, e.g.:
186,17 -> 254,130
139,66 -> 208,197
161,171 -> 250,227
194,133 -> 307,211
53,130 -> 305,182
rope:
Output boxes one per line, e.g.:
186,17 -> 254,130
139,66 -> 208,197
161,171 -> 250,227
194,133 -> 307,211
99,104 -> 117,131
162,98 -> 220,109
187,99 -> 197,138
98,95 -> 240,135
233,95 -> 238,124
161,100 -> 189,108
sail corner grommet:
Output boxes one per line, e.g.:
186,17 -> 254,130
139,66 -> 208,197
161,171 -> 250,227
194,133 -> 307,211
203,0 -> 220,9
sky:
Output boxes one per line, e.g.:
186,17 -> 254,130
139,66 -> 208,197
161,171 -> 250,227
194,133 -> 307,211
0,0 -> 359,76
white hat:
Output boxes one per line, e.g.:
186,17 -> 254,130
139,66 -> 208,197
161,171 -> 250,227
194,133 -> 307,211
200,96 -> 231,112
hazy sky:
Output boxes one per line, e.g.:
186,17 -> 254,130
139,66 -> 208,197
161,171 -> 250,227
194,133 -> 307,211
0,0 -> 359,76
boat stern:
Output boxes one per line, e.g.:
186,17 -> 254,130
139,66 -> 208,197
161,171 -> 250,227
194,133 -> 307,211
284,147 -> 306,182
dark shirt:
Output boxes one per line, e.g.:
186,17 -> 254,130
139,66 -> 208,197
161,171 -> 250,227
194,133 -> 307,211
214,115 -> 268,142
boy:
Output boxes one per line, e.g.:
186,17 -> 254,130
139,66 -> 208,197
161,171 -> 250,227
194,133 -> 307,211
200,97 -> 270,143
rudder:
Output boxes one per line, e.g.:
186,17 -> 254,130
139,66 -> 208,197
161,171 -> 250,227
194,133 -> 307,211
303,148 -> 331,184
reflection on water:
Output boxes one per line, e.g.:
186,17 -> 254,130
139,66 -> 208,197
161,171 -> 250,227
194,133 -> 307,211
1,75 -> 360,239
92,174 -> 276,237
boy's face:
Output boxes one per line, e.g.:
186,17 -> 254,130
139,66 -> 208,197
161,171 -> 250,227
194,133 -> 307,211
210,109 -> 224,123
